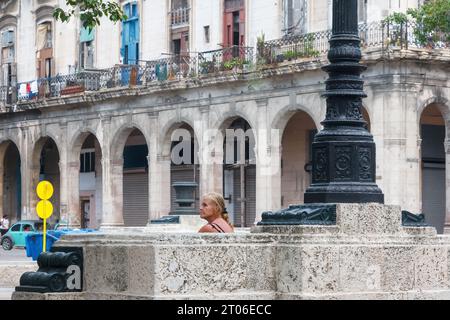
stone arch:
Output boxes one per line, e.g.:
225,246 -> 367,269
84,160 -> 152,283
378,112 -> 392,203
211,112 -> 257,159
35,5 -> 55,23
279,110 -> 318,206
419,102 -> 447,234
418,96 -> 450,124
0,134 -> 20,151
68,130 -> 104,228
160,117 -> 198,158
30,136 -> 61,223
0,15 -> 17,30
160,120 -> 200,215
31,134 -> 61,168
69,128 -> 101,162
0,139 -> 21,222
271,104 -> 321,133
217,116 -> 256,227
106,123 -> 150,227
211,109 -> 257,135
110,122 -> 150,161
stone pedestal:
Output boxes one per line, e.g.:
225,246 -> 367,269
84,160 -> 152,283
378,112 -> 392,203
12,204 -> 450,300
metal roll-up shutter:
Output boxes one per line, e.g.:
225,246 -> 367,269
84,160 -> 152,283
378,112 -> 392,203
123,171 -> 148,226
232,165 -> 256,227
170,165 -> 199,213
233,168 -> 242,227
422,162 -> 445,234
245,165 -> 256,226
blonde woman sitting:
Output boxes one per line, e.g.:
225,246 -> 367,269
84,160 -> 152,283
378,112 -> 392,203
198,192 -> 234,233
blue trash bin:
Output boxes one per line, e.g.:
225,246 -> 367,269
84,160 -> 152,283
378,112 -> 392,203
25,232 -> 61,261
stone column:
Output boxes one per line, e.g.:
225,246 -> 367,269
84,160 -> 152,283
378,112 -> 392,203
94,142 -> 103,228
148,154 -> 171,221
379,88 -> 421,212
19,129 -> 34,221
255,98 -> 282,224
99,116 -> 124,227
58,158 -> 70,226
198,106 -> 223,197
147,112 -> 171,222
57,123 -> 71,226
66,160 -> 81,228
100,156 -> 125,227
444,140 -> 450,234
0,142 -> 7,219
21,129 -> 41,222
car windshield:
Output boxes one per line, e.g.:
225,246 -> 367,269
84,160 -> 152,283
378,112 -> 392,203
34,223 -> 50,231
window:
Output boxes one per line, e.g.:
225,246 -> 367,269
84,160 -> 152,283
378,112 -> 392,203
121,2 -> 139,65
80,41 -> 94,69
131,3 -> 138,17
172,0 -> 188,10
80,150 -> 95,173
1,30 -> 14,47
1,29 -> 15,87
284,0 -> 307,35
37,22 -> 52,50
80,25 -> 95,69
45,58 -> 51,78
22,224 -> 33,232
204,26 -> 210,43
11,224 -> 20,232
358,0 -> 367,24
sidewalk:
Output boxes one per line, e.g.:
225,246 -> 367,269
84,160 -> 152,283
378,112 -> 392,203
0,248 -> 37,300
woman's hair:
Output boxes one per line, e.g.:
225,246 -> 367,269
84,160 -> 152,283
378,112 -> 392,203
203,192 -> 233,228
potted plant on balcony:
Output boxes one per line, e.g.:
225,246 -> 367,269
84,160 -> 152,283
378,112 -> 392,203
284,50 -> 298,61
61,79 -> 85,96
200,61 -> 215,74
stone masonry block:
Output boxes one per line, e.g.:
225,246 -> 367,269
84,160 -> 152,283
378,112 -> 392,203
337,203 -> 403,236
84,245 -> 129,293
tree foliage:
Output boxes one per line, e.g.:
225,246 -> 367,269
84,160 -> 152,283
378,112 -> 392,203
407,0 -> 450,44
385,0 -> 450,46
53,0 -> 127,31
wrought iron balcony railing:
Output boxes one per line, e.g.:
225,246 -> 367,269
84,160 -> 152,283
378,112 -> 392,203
259,20 -> 450,64
1,19 -> 448,109
198,46 -> 253,75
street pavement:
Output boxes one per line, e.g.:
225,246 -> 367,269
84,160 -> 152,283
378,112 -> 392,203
0,248 -> 35,300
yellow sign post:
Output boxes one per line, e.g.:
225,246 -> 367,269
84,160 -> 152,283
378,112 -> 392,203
36,181 -> 54,252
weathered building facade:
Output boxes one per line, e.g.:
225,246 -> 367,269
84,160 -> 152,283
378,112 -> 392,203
0,0 -> 449,233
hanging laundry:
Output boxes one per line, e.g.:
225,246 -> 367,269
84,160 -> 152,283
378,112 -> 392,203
30,81 -> 38,94
18,83 -> 27,97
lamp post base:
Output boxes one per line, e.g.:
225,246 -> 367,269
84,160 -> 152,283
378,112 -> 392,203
304,184 -> 384,204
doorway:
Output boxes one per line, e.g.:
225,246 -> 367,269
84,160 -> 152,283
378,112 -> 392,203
80,198 -> 90,229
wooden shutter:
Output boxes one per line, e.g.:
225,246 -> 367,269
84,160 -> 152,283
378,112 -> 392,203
180,31 -> 189,54
239,8 -> 245,46
223,11 -> 233,47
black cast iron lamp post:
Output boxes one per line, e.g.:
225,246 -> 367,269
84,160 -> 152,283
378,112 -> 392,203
258,0 -> 384,226
303,0 -> 384,204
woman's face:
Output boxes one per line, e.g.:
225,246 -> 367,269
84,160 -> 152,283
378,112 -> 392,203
200,198 -> 219,220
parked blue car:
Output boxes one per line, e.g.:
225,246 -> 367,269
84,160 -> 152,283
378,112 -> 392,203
1,220 -> 50,250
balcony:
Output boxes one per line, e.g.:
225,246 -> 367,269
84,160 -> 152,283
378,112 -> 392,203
1,20 -> 449,111
258,20 -> 450,65
170,7 -> 190,28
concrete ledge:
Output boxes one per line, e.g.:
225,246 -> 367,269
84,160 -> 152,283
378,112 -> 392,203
13,204 -> 450,300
